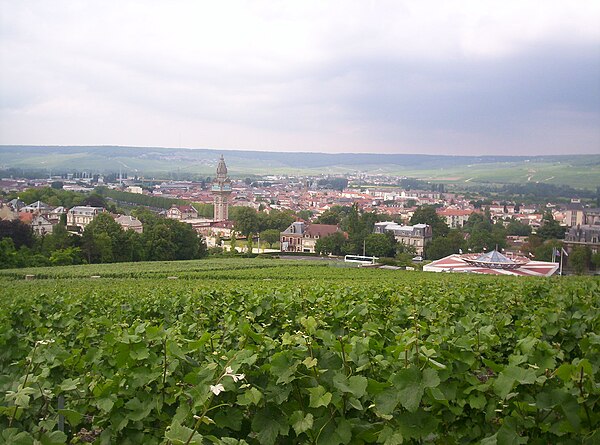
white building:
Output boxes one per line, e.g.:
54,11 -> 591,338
374,221 -> 432,255
67,206 -> 105,230
114,215 -> 143,233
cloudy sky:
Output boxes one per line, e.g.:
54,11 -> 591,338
1,1 -> 599,155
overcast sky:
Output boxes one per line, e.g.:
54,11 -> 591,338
1,1 -> 599,155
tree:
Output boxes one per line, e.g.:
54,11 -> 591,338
410,206 -> 449,238
0,238 -> 17,268
425,229 -> 465,260
82,193 -> 107,208
230,232 -> 237,253
591,252 -> 600,270
364,233 -> 395,257
0,219 -> 34,249
506,219 -> 531,236
260,229 -> 280,248
81,213 -> 128,263
537,212 -> 566,241
50,181 -> 64,190
569,246 -> 591,275
315,232 -> 347,256
231,207 -> 259,237
297,210 -> 313,221
533,239 -> 563,262
316,209 -> 341,225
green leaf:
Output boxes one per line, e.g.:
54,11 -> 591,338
237,387 -> 262,406
308,386 -> 332,408
378,426 -> 403,445
300,316 -> 318,334
374,388 -> 399,416
387,367 -> 441,413
57,409 -> 83,427
290,411 -> 313,435
39,431 -> 67,445
97,397 -> 114,413
332,373 -> 368,398
58,378 -> 79,392
125,396 -> 153,421
269,351 -> 298,384
493,366 -> 536,399
165,420 -> 203,445
251,408 -> 288,445
303,357 -> 318,368
1,428 -> 34,445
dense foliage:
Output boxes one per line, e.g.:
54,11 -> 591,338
0,212 -> 207,269
0,259 -> 598,444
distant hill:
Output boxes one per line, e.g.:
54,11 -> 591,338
1,145 -> 599,189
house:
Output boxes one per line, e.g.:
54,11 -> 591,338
0,202 -> 18,220
564,225 -> 600,255
114,215 -> 143,233
437,208 -> 473,228
166,204 -> 198,220
67,206 -> 105,230
374,221 -> 432,255
31,214 -> 55,236
280,221 -> 343,253
21,201 -> 53,214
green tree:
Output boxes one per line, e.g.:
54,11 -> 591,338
260,229 -> 280,248
536,212 -> 566,241
231,207 -> 259,237
506,219 -> 532,236
229,232 -> 237,253
315,232 -> 347,256
297,210 -> 313,221
425,229 -> 466,260
569,246 -> 591,275
316,209 -> 341,225
364,233 -> 395,257
0,219 -> 34,249
410,206 -> 449,238
533,239 -> 563,262
81,213 -> 128,263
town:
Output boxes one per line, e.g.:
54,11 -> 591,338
1,155 -> 599,275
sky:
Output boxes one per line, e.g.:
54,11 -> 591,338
1,1 -> 599,156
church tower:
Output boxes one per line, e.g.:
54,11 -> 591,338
212,155 -> 232,221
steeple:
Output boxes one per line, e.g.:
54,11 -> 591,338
216,154 -> 228,180
212,155 -> 232,221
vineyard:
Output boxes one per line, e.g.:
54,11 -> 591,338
0,258 -> 598,444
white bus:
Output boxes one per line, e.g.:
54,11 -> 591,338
344,255 -> 378,265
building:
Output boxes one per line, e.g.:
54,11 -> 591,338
373,221 -> 432,255
126,186 -> 143,194
564,225 -> 600,255
280,221 -> 342,253
114,215 -> 143,233
20,201 -> 53,214
0,202 -> 18,220
437,208 -> 473,228
166,204 -> 199,220
212,155 -> 232,221
67,206 -> 105,230
424,250 -> 559,277
31,214 -> 55,236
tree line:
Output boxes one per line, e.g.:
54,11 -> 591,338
0,209 -> 206,269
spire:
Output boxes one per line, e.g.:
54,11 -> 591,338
216,154 -> 228,179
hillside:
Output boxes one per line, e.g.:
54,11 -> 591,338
1,145 -> 599,189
